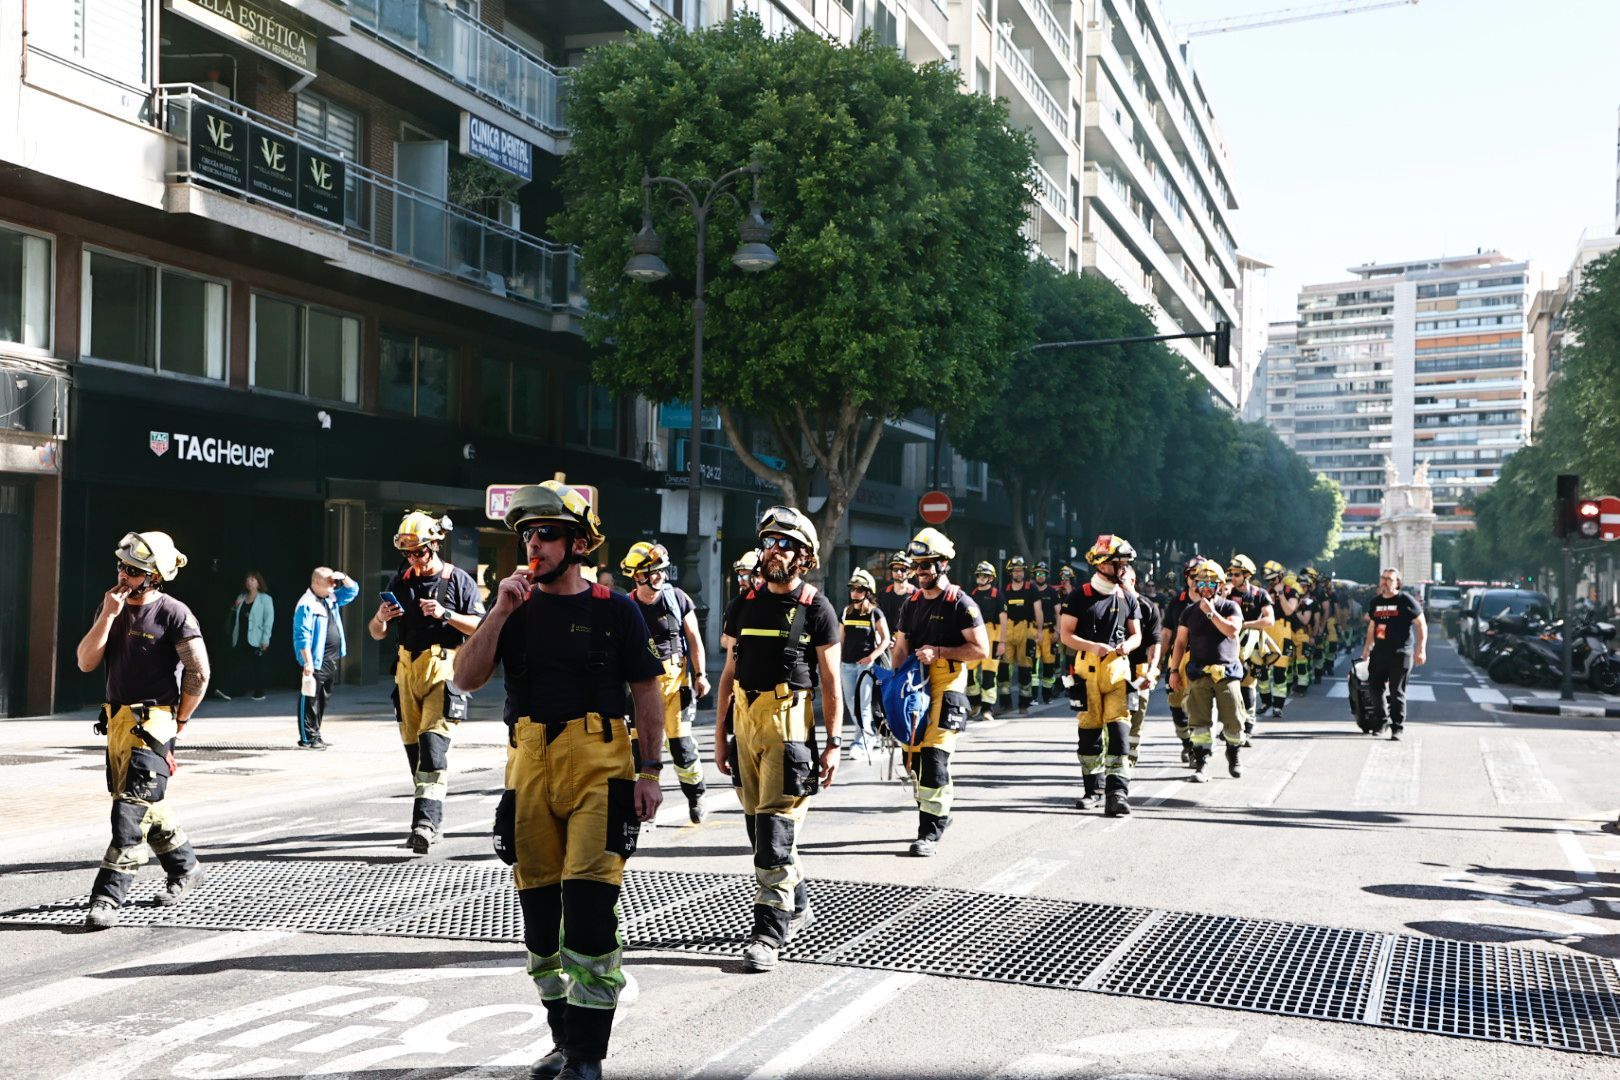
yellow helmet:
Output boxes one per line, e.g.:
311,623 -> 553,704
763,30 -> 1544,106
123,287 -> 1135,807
974,560 -> 996,579
847,568 -> 877,592
1059,565 -> 1076,581
621,540 -> 671,577
888,550 -> 913,570
732,550 -> 760,574
906,527 -> 956,561
504,481 -> 604,554
115,530 -> 187,582
1085,534 -> 1137,567
394,510 -> 451,551
1262,560 -> 1286,582
757,505 -> 820,566
1191,557 -> 1225,587
1229,554 -> 1257,576
1279,573 -> 1302,596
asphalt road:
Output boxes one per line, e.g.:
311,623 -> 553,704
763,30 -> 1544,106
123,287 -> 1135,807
3,637 -> 1618,1079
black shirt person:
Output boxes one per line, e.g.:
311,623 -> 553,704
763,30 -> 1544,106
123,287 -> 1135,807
1359,566 -> 1427,740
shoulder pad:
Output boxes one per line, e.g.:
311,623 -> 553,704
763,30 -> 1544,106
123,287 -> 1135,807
745,587 -> 759,601
798,583 -> 818,605
907,589 -> 923,603
991,586 -> 1000,598
1081,583 -> 1095,597
590,583 -> 612,600
944,585 -> 961,602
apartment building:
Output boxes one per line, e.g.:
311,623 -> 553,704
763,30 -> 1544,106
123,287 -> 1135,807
1254,320 -> 1297,433
1284,253 -> 1532,539
1528,228 -> 1620,436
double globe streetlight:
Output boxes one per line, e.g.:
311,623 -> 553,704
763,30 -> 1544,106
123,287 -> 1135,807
624,163 -> 778,625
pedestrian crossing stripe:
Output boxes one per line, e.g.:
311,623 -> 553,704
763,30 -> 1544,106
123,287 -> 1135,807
1328,683 -> 1434,702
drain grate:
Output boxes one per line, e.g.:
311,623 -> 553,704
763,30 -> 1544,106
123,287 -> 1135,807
4,860 -> 1618,1058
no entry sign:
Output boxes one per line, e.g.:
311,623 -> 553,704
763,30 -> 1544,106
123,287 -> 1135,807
1601,495 -> 1620,541
918,490 -> 953,525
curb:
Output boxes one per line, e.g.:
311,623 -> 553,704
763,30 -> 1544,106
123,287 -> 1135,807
1509,697 -> 1620,718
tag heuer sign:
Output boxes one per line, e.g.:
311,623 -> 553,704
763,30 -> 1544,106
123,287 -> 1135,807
150,431 -> 171,457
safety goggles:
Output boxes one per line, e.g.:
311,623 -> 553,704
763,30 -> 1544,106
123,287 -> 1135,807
520,523 -> 568,544
116,561 -> 149,579
760,535 -> 799,553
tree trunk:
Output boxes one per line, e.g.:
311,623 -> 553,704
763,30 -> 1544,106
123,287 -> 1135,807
1004,472 -> 1032,558
1029,478 -> 1056,562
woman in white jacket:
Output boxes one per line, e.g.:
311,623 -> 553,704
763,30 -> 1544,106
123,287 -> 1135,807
220,571 -> 273,701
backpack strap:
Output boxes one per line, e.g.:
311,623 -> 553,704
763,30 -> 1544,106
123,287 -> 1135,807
587,583 -> 623,739
780,584 -> 817,681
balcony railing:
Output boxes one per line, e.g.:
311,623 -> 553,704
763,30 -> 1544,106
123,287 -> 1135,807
1033,163 -> 1069,218
994,28 -> 1068,138
155,85 -> 582,314
348,0 -> 569,136
1019,0 -> 1068,61
909,0 -> 950,45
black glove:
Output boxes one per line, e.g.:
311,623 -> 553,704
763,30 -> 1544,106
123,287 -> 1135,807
492,789 -> 517,866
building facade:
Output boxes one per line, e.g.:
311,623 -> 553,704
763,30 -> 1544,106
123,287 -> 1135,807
1528,229 -> 1620,437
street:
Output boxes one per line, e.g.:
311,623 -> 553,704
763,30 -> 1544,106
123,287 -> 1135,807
4,637 -> 1619,1079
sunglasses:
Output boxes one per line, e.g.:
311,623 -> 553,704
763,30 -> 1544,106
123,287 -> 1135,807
520,524 -> 568,544
760,535 -> 799,552
913,559 -> 941,572
116,561 -> 149,578
402,546 -> 435,560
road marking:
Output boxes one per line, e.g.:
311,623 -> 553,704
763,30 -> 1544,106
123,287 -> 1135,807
1065,1027 -> 1238,1055
291,1024 -> 388,1053
1479,737 -> 1562,804
1466,686 -> 1508,705
1327,683 -> 1349,699
1405,684 -> 1435,702
981,857 -> 1069,895
1352,739 -> 1421,807
1245,744 -> 1311,807
741,972 -> 919,1080
219,1020 -> 318,1048
0,930 -> 290,1028
1557,829 -> 1601,889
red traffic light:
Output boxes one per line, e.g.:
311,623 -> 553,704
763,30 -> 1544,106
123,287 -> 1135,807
1578,499 -> 1602,537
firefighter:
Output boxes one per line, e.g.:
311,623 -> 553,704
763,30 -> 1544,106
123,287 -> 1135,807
1054,565 -> 1079,694
966,561 -> 1006,719
1032,561 -> 1061,704
1259,561 -> 1295,719
622,541 -> 710,824
720,550 -> 762,655
454,481 -> 666,1080
891,528 -> 989,855
840,569 -> 890,752
1060,535 -> 1142,817
1120,565 -> 1161,767
1226,555 -> 1276,746
74,531 -> 210,929
1159,559 -> 1201,763
998,556 -> 1039,713
714,506 -> 842,973
1169,558 -> 1247,783
369,510 -> 484,853
876,550 -> 917,647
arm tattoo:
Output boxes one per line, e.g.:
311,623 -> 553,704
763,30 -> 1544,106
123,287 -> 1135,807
177,636 -> 211,697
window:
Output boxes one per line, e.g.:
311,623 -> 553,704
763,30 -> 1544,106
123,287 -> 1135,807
251,295 -> 360,403
82,251 -> 225,379
566,382 -> 619,453
0,225 -> 51,350
479,356 -> 549,436
380,329 -> 459,420
296,93 -> 365,228
31,0 -> 148,87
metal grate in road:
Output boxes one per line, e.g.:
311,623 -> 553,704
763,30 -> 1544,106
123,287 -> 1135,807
4,860 -> 1618,1057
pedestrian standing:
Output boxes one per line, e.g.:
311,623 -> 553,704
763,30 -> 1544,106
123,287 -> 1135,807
1360,567 -> 1427,740
1169,558 -> 1246,783
291,567 -> 359,749
839,569 -> 890,752
217,571 -> 272,701
455,481 -> 665,1080
74,531 -> 210,929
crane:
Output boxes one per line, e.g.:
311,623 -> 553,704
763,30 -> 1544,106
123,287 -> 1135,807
1180,0 -> 1418,38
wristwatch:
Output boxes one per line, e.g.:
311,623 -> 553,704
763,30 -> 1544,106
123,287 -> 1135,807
825,736 -> 843,748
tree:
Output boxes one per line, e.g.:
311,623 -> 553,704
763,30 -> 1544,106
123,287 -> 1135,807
555,16 -> 1037,545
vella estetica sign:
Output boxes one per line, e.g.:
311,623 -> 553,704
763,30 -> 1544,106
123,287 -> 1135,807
167,0 -> 318,84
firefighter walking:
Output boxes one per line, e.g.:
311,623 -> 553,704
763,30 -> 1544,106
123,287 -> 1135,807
1170,558 -> 1248,783
998,556 -> 1039,712
1060,536 -> 1142,817
966,561 -> 1005,719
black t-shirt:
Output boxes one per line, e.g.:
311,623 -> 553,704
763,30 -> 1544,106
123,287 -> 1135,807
1003,582 -> 1038,624
1060,583 -> 1138,648
385,564 -> 484,653
235,603 -> 251,649
1034,584 -> 1060,626
1161,590 -> 1192,644
1129,594 -> 1162,669
1231,584 -> 1274,624
320,596 -> 341,674
970,585 -> 1003,625
724,583 -> 841,693
877,583 -> 913,638
897,586 -> 983,651
633,585 -> 695,660
498,586 -> 664,723
1369,592 -> 1423,654
1288,595 -> 1315,632
104,594 -> 202,707
1181,597 -> 1243,677
840,604 -> 888,664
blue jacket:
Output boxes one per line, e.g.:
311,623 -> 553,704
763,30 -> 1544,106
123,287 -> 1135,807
291,580 -> 359,666
228,592 -> 274,650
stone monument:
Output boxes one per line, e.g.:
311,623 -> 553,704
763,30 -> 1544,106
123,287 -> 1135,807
1378,458 -> 1436,583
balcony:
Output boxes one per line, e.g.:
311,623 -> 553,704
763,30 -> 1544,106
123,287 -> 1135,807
907,0 -> 951,59
347,0 -> 569,136
994,27 -> 1069,151
1032,163 -> 1069,220
156,85 -> 582,319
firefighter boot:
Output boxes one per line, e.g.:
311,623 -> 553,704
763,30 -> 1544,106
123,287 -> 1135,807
1189,746 -> 1210,783
1075,772 -> 1104,811
1226,743 -> 1243,779
910,811 -> 949,857
528,1050 -> 567,1080
682,781 -> 708,824
558,1059 -> 603,1080
1105,790 -> 1131,817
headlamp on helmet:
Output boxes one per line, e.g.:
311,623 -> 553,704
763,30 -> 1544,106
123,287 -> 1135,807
394,510 -> 451,551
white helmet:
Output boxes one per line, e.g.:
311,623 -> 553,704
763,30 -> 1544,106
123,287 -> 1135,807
116,531 -> 187,582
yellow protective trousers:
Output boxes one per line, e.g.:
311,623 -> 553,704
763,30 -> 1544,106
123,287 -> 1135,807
998,620 -> 1037,707
656,656 -> 704,795
1073,653 -> 1132,793
1037,627 -> 1058,691
1185,671 -> 1245,749
904,659 -> 970,833
732,686 -> 818,946
506,713 -> 637,1064
1127,662 -> 1151,764
92,704 -> 198,906
394,645 -> 468,832
964,623 -> 1000,710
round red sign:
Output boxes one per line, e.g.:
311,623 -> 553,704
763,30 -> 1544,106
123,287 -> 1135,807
918,490 -> 953,525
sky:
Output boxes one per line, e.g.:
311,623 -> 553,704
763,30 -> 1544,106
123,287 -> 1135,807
1160,0 -> 1620,322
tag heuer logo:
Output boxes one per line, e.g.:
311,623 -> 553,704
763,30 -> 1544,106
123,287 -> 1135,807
149,431 -> 170,457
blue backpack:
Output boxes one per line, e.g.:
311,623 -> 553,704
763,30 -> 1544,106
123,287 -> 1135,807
859,654 -> 930,747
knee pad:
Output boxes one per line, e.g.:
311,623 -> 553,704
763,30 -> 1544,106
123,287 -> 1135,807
109,797 -> 148,848
404,742 -> 420,775
669,736 -> 699,769
519,884 -> 564,956
1241,686 -> 1256,711
417,731 -> 450,773
753,814 -> 796,869
1075,727 -> 1104,757
561,878 -> 623,957
917,747 -> 951,790
1103,719 -> 1130,753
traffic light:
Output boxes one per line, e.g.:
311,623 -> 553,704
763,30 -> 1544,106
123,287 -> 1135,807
1555,474 -> 1580,538
1213,321 -> 1232,367
1577,498 -> 1602,539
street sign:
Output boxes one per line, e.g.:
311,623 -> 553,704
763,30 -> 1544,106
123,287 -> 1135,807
918,490 -> 953,525
1600,495 -> 1620,541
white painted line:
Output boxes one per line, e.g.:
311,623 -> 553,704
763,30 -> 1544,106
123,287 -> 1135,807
1102,777 -> 1188,833
1327,683 -> 1349,699
1479,737 -> 1562,804
0,930 -> 290,1028
742,972 -> 920,1080
1466,687 -> 1509,705
1246,744 -> 1311,808
1405,684 -> 1435,702
1557,830 -> 1600,887
980,857 -> 1069,895
1352,739 -> 1421,807
290,1023 -> 388,1053
219,1020 -> 318,1048
1066,1026 -> 1239,1055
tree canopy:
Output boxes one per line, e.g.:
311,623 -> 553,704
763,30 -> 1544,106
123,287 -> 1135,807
555,15 -> 1036,543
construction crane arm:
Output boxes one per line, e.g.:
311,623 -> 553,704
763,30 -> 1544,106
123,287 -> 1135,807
1181,0 -> 1417,38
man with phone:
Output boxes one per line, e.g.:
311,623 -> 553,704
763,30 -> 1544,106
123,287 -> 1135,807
1170,558 -> 1247,783
291,567 -> 359,749
369,510 -> 484,853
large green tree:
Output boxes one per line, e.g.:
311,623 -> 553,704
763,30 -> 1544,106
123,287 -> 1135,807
555,16 -> 1036,543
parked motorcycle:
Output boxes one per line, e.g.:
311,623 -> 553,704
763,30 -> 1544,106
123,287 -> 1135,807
1486,614 -> 1620,693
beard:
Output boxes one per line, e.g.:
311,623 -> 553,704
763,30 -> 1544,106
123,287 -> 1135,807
764,561 -> 792,584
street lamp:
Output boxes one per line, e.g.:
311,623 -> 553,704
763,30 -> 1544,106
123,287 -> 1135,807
625,163 -> 778,631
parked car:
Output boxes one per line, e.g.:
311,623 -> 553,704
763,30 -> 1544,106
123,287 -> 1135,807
1458,588 -> 1553,662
